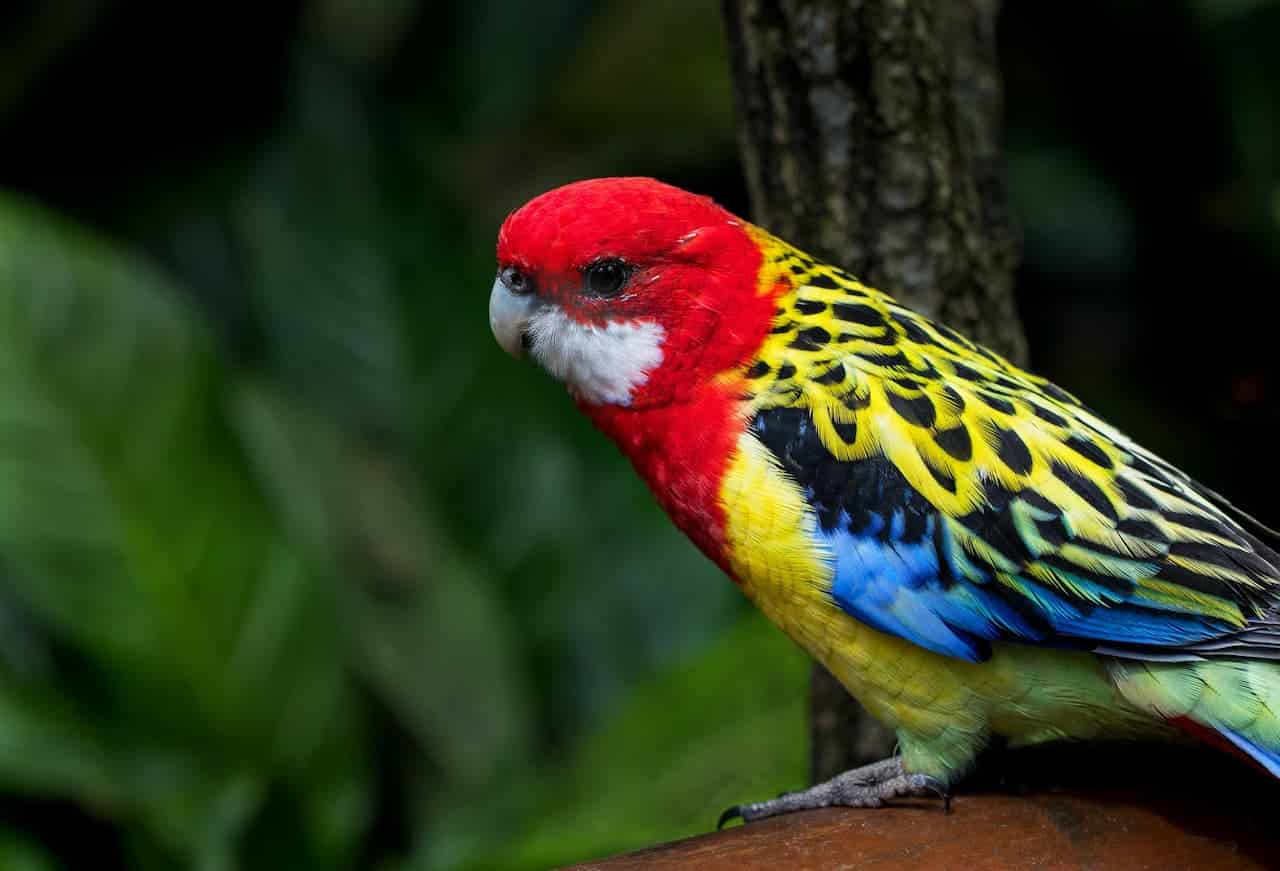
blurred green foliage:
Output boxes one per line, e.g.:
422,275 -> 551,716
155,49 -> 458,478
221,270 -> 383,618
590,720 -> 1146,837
0,0 -> 1277,868
0,1 -> 794,868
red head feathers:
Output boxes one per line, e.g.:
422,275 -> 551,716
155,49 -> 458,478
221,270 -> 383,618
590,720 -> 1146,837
491,177 -> 784,566
491,177 -> 777,409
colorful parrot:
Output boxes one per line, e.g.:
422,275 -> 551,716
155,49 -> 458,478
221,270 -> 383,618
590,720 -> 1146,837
488,177 -> 1280,824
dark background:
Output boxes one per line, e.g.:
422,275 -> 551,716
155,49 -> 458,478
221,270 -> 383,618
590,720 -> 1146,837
0,1 -> 1276,868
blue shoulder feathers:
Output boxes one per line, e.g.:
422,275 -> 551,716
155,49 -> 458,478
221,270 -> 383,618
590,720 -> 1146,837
750,407 -> 1248,662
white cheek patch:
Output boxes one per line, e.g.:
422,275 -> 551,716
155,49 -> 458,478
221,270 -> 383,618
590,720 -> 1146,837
526,306 -> 665,406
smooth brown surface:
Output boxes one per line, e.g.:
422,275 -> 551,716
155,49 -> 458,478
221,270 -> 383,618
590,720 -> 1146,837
571,793 -> 1277,870
569,745 -> 1280,870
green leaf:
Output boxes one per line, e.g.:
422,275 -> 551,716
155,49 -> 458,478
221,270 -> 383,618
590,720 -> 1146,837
0,191 -> 369,864
0,826 -> 56,871
232,384 -> 533,787
427,611 -> 810,870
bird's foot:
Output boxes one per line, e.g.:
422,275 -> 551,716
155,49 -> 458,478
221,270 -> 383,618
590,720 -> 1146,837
717,757 -> 949,828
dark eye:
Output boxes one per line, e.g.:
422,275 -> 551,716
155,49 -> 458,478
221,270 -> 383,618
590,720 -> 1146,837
584,259 -> 630,297
500,265 -> 533,295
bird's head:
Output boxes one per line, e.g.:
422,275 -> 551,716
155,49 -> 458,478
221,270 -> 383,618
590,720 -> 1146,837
490,177 -> 778,408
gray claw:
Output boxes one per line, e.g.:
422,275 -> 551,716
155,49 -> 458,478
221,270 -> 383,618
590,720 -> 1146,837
715,757 -> 951,827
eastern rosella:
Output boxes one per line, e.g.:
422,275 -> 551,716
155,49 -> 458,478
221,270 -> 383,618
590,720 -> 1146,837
488,177 -> 1280,822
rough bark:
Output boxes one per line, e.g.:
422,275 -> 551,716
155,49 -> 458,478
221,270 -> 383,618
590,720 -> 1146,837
721,0 -> 1027,781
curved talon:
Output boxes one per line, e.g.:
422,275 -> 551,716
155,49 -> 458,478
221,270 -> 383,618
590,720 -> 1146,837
919,775 -> 948,798
717,805 -> 743,830
913,774 -> 953,812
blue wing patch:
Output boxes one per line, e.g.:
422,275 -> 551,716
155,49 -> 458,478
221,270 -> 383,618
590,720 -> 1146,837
818,509 -> 1233,661
752,406 -> 1247,662
823,512 -> 1038,661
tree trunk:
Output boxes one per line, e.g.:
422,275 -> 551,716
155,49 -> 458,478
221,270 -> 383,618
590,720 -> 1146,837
721,0 -> 1027,782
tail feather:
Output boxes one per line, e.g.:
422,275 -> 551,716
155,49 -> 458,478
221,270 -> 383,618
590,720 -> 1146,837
1166,715 -> 1280,777
1111,658 -> 1280,779
1217,726 -> 1280,778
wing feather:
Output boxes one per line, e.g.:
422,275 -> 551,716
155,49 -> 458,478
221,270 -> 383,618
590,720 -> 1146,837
745,242 -> 1280,662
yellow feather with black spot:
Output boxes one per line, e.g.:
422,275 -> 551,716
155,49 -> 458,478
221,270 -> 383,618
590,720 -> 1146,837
738,226 -> 1280,662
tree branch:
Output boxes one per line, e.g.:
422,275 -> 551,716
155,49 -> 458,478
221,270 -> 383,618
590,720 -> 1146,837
721,0 -> 1026,780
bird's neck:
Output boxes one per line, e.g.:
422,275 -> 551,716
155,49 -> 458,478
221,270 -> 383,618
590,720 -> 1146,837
577,225 -> 798,575
580,383 -> 748,577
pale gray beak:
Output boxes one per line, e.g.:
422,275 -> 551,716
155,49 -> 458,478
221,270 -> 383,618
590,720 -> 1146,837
489,276 -> 540,357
